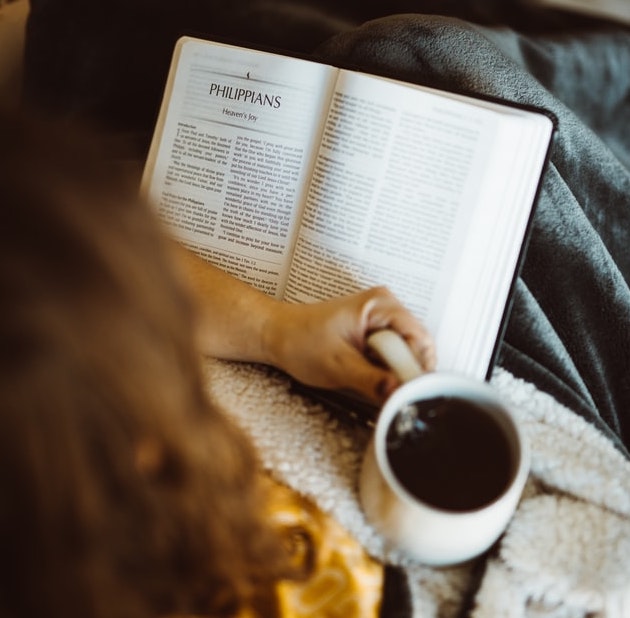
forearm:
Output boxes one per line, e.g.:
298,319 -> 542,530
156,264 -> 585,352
174,247 -> 279,363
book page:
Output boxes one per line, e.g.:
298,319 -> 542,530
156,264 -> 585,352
284,70 -> 552,378
142,37 -> 337,297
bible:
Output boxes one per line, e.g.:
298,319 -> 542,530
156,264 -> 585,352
141,35 -> 554,385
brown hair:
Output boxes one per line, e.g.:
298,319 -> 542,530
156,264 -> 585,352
0,111 -> 293,618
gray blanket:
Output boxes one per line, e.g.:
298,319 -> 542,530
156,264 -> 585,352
312,14 -> 630,458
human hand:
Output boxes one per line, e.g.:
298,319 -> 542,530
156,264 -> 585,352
177,253 -> 435,401
262,286 -> 436,403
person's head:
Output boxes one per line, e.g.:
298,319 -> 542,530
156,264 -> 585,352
0,111 -> 293,618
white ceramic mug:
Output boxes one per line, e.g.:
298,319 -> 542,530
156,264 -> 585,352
359,330 -> 530,566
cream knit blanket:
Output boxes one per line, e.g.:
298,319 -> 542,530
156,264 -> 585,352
204,359 -> 630,617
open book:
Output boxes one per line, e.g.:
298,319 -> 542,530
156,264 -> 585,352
142,36 -> 554,386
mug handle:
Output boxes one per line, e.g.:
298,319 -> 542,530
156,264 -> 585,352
366,330 -> 424,384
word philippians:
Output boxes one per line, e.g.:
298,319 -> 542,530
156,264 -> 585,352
209,83 -> 282,108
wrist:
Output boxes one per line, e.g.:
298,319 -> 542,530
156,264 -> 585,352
259,300 -> 292,370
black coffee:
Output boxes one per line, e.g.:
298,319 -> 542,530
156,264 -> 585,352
385,396 -> 513,512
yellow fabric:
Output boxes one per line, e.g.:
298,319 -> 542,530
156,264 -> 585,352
242,476 -> 384,618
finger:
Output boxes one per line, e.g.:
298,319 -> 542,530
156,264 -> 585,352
394,322 -> 437,372
359,290 -> 437,372
330,344 -> 402,403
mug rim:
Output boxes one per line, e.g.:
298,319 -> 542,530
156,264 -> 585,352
374,372 -> 528,515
